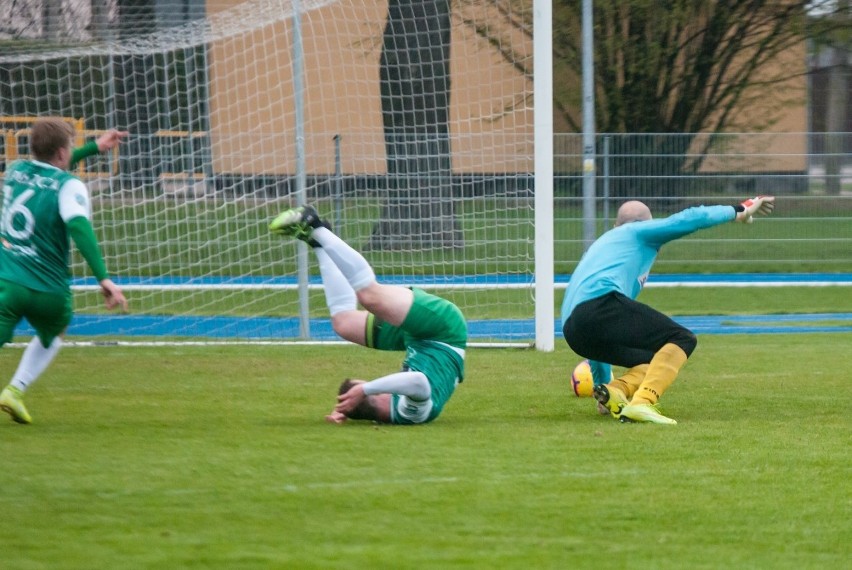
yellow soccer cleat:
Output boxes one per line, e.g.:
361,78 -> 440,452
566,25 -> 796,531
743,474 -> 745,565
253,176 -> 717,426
0,386 -> 32,424
593,384 -> 628,418
619,402 -> 677,425
269,205 -> 329,247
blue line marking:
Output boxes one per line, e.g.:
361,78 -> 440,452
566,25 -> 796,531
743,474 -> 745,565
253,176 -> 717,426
12,313 -> 852,341
25,274 -> 851,341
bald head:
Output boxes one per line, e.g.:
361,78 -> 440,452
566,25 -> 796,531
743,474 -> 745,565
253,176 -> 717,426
615,201 -> 652,227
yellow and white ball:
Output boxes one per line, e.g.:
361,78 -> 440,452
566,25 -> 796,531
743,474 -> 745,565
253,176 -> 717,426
570,360 -> 595,397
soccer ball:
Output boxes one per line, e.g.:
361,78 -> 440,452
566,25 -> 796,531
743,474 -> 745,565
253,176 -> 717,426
570,360 -> 594,397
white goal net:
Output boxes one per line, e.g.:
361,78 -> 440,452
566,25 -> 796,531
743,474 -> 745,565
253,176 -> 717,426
0,0 -> 547,346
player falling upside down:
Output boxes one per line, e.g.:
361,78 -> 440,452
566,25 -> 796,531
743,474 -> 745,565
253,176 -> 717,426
561,196 -> 776,425
269,205 -> 467,425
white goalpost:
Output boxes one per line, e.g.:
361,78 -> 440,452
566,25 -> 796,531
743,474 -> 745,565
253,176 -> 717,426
0,0 -> 553,348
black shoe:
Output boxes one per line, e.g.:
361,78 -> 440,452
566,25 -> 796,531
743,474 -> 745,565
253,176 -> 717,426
593,384 -> 628,419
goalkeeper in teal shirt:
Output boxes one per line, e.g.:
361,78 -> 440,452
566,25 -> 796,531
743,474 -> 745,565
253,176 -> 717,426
0,118 -> 129,424
561,197 -> 775,424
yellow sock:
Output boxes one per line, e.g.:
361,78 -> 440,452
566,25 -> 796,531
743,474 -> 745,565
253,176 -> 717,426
610,364 -> 649,399
631,344 -> 688,405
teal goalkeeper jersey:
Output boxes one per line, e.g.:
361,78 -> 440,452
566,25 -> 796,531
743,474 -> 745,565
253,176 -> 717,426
0,160 -> 92,294
560,205 -> 737,325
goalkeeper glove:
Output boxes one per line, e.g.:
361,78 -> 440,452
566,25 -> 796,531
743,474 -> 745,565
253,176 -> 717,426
735,195 -> 775,223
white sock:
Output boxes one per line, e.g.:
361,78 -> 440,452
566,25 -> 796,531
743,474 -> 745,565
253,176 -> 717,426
10,337 -> 63,392
311,227 -> 376,291
315,248 -> 357,316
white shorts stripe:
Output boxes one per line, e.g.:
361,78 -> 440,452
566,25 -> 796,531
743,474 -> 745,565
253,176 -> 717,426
395,395 -> 433,424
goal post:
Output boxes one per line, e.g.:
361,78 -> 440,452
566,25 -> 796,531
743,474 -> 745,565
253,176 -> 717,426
534,0 -> 555,352
0,0 -> 553,348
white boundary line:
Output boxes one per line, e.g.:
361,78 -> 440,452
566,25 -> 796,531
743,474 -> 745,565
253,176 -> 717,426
5,340 -> 534,349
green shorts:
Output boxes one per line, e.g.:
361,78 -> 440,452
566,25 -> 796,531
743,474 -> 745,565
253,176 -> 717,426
365,288 -> 467,424
0,279 -> 72,347
366,288 -> 467,351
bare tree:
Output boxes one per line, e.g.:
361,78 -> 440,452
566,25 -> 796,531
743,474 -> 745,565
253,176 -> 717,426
369,0 -> 462,250
468,0 -> 842,196
91,0 -> 117,42
1,0 -> 42,39
565,0 -> 819,195
43,0 -> 62,41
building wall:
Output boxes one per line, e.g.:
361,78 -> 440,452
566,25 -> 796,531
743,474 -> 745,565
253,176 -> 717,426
204,0 -> 807,176
206,0 -> 533,175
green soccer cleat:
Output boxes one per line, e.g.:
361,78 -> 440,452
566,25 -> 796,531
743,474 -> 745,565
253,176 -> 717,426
269,205 -> 328,246
593,384 -> 628,419
0,386 -> 32,424
619,402 -> 677,425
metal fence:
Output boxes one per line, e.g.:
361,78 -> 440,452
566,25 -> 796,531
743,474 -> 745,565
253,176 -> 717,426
553,132 -> 852,274
554,133 -> 852,273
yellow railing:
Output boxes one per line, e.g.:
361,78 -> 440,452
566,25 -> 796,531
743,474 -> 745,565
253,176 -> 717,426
0,116 -> 119,180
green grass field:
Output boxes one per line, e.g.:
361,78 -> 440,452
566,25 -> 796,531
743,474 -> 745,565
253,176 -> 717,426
90,196 -> 852,278
1,331 -> 849,568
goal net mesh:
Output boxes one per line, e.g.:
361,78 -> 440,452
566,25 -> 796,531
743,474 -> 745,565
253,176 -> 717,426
0,0 -> 537,344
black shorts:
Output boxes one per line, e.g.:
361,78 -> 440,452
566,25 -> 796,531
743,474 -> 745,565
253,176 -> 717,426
563,292 -> 696,368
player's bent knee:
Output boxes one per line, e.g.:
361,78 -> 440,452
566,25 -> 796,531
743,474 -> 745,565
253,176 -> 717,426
331,311 -> 367,344
672,329 -> 698,357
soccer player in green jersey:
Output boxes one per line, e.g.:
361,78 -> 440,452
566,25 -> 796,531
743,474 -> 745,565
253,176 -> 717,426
270,205 -> 467,425
0,118 -> 129,424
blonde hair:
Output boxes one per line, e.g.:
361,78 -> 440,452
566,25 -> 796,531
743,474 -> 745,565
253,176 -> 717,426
30,118 -> 74,162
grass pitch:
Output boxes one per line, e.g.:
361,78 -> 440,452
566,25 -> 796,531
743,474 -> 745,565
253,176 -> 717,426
0,335 -> 849,569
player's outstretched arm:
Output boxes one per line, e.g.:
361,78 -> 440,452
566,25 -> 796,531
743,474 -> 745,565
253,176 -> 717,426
95,129 -> 129,153
99,278 -> 128,312
69,129 -> 129,169
735,195 -> 775,223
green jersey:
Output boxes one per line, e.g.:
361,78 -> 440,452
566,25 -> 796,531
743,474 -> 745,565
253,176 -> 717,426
0,160 -> 92,294
366,287 -> 467,423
